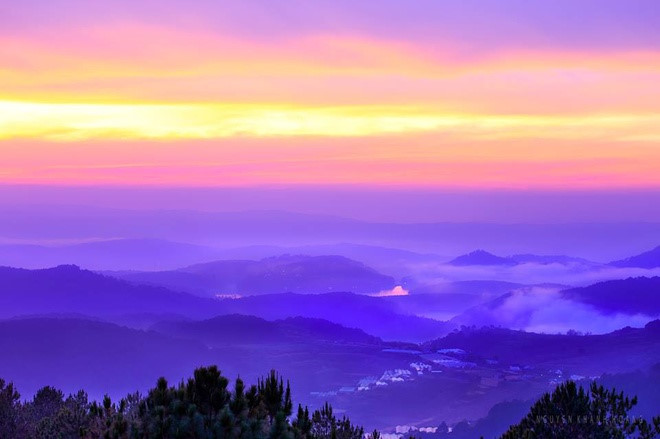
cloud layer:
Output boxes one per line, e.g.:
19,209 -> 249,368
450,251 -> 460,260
409,263 -> 660,287
452,286 -> 657,334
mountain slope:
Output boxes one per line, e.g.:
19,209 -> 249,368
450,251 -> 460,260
0,265 -> 220,320
447,250 -> 515,266
447,250 -> 597,267
426,320 -> 660,374
210,292 -> 448,342
0,265 -> 442,342
610,245 -> 660,269
151,314 -> 381,346
4,206 -> 660,261
115,255 -> 397,297
561,277 -> 660,315
207,243 -> 446,278
0,317 -> 209,399
0,317 -> 417,415
0,238 -> 223,271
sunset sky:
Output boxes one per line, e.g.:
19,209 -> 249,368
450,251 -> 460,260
1,0 -> 659,189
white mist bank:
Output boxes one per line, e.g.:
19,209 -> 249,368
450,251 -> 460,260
407,262 -> 660,288
452,287 -> 658,334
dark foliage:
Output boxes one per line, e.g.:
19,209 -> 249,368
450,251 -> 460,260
561,277 -> 660,315
5,369 -> 660,439
0,366 -> 365,439
501,381 -> 660,439
447,250 -> 516,267
610,246 -> 660,269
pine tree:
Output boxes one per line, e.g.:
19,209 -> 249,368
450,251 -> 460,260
231,377 -> 248,419
501,380 -> 660,439
0,366 -> 374,439
0,379 -> 22,438
292,405 -> 313,439
311,403 -> 335,439
258,370 -> 293,422
186,365 -> 230,419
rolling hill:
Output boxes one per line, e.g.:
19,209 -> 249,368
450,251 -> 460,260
0,264 -> 444,342
3,206 -> 660,261
0,317 -> 209,399
202,243 -> 447,279
0,238 -> 223,271
447,250 -> 516,266
610,245 -> 660,269
112,254 -> 397,297
425,319 -> 660,374
447,250 -> 597,267
0,264 -> 221,320
151,314 -> 381,346
0,316 -> 417,416
561,276 -> 660,315
208,292 -> 449,342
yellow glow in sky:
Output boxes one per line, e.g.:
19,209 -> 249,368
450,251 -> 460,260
2,100 -> 658,142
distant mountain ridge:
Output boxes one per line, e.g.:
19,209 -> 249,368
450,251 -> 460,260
0,317 -> 210,399
610,245 -> 660,269
151,314 -> 382,346
0,264 -> 443,342
3,206 -> 660,260
0,239 -> 443,279
206,243 -> 447,278
426,319 -> 660,374
207,292 -> 449,342
113,254 -> 397,297
446,249 -> 597,266
561,277 -> 660,315
448,250 -> 516,266
0,316 -> 419,409
0,265 -> 219,320
0,238 -> 223,271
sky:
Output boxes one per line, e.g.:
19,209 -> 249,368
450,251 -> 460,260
1,1 -> 660,212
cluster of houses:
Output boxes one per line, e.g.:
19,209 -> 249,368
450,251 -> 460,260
311,348 -> 475,398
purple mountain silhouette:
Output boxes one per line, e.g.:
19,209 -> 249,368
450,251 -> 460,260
113,254 -> 396,297
610,245 -> 660,269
